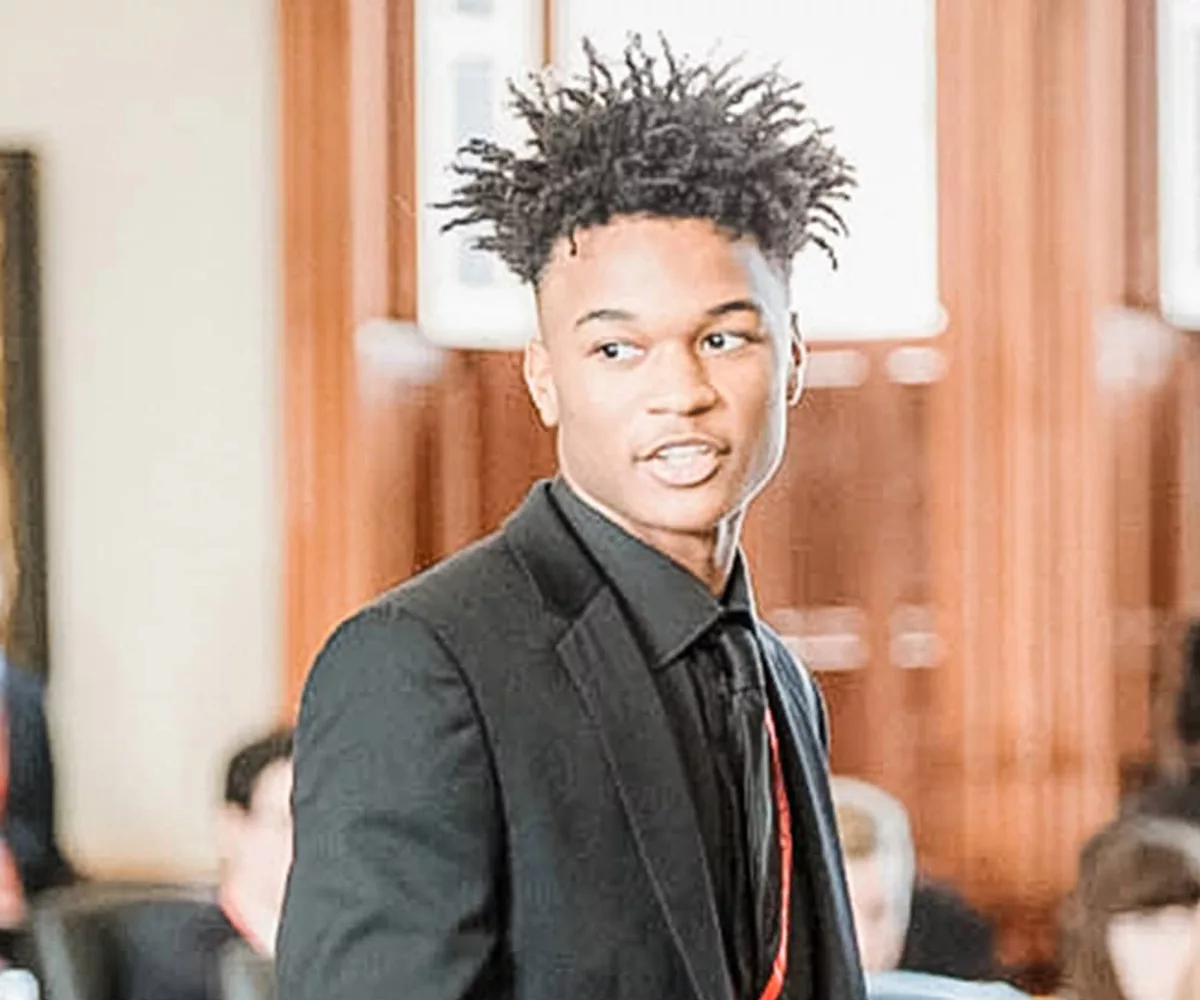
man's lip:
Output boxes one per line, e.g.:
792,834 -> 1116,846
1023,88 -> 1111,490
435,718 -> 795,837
639,436 -> 729,461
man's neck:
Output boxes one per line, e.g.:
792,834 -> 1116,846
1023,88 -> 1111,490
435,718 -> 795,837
640,520 -> 741,594
563,481 -> 745,595
218,882 -> 278,956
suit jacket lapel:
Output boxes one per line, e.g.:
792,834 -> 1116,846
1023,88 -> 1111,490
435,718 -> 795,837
761,639 -> 865,1000
559,592 -> 732,1000
504,484 -> 732,1000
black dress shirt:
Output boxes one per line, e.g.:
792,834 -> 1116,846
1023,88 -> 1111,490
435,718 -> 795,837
550,480 -> 788,1000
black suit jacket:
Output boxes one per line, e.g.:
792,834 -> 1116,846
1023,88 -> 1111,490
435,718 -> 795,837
4,661 -> 70,897
278,483 -> 865,1000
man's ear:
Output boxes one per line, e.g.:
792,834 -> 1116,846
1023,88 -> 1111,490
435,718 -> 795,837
524,336 -> 560,428
787,312 -> 807,407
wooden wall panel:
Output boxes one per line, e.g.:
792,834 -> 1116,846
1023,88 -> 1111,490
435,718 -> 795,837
280,0 -> 357,702
931,0 -> 1129,970
281,0 -> 429,704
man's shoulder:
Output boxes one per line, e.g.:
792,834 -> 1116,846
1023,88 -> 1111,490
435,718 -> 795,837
370,527 -> 533,626
319,524 -> 560,675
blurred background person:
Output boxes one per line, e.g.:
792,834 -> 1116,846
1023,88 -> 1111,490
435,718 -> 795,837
0,653 -> 73,948
1062,815 -> 1200,1000
835,778 -> 916,974
213,727 -> 294,957
834,777 -> 995,982
1126,621 -> 1200,825
123,727 -> 292,1000
0,471 -> 73,963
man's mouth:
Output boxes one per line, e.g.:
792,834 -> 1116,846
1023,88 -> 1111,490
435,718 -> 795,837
641,439 -> 726,488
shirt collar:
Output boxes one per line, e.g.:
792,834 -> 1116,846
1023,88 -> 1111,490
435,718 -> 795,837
549,478 -> 757,669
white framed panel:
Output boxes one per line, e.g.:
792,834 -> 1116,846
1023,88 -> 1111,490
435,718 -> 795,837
553,0 -> 942,341
416,0 -> 541,348
1160,0 -> 1200,329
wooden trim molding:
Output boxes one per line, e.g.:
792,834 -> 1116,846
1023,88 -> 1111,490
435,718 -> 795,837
279,0 -> 354,709
279,0 -> 426,709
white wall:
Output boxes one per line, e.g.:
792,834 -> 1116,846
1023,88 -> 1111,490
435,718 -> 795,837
0,0 -> 281,876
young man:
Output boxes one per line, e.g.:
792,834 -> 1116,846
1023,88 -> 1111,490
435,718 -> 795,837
278,37 -> 862,1000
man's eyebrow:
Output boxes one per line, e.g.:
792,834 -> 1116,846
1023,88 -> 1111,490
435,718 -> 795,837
705,299 -> 763,320
573,308 -> 637,330
573,300 -> 763,330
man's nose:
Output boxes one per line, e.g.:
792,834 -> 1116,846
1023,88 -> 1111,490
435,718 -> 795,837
644,345 -> 718,415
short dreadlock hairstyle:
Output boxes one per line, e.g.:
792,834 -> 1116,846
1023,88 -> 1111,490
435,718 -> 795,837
437,35 -> 856,286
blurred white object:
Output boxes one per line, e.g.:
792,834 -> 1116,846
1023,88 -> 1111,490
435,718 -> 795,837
554,0 -> 943,341
0,969 -> 39,1000
1159,0 -> 1200,329
416,0 -> 541,348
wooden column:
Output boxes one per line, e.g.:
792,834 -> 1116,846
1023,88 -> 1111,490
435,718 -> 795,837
931,0 -> 1126,966
280,0 -> 430,708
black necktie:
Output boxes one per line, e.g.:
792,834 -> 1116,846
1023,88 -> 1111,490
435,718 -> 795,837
715,615 -> 782,997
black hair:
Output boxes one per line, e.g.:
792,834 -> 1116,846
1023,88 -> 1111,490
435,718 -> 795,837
223,727 -> 294,810
437,35 -> 856,285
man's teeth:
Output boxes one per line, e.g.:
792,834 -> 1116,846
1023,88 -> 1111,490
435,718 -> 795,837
656,444 -> 713,463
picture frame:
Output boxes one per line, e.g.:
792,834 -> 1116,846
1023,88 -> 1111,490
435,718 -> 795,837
0,150 -> 50,674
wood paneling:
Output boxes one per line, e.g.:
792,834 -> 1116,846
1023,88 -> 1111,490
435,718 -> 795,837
280,0 -> 356,702
931,0 -> 1132,968
280,0 -> 427,703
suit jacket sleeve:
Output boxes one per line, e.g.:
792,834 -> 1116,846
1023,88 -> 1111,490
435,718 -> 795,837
277,606 -> 503,1000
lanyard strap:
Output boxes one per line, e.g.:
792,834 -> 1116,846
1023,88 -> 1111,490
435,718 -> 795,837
758,708 -> 792,1000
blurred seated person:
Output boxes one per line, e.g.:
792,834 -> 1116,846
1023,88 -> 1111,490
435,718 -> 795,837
833,777 -> 996,981
1062,814 -> 1200,1000
0,652 -> 73,960
125,727 -> 293,1000
1126,620 -> 1200,824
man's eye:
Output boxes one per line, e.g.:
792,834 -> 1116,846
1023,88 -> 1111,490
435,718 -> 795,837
596,342 -> 639,361
703,331 -> 750,353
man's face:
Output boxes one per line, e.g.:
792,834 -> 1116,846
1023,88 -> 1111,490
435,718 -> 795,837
526,216 -> 801,550
220,759 -> 294,929
845,855 -> 905,973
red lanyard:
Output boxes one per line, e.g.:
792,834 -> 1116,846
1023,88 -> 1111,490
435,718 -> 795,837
758,708 -> 792,1000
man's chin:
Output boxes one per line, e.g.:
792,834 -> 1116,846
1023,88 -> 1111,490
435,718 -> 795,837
627,487 -> 741,538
